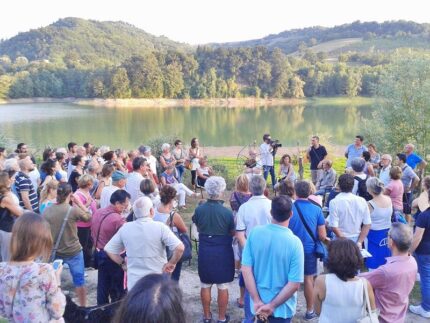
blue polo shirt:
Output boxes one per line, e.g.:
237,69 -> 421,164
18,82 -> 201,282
406,153 -> 423,169
345,144 -> 367,168
242,224 -> 304,319
289,200 -> 325,254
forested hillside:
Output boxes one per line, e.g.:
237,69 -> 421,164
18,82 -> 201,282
0,18 -> 429,100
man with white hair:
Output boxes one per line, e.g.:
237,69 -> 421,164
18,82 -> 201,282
193,176 -> 235,323
104,196 -> 184,290
379,154 -> 392,186
361,223 -> 417,323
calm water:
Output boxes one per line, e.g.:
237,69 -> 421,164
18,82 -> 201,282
0,102 -> 372,149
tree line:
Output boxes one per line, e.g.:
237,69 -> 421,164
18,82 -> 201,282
0,46 -> 394,100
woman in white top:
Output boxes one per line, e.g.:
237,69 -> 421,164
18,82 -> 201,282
314,239 -> 376,323
188,138 -> 201,189
278,154 -> 296,182
366,177 -> 392,270
153,185 -> 187,281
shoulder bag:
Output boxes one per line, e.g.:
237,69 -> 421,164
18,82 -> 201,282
357,278 -> 380,323
92,212 -> 116,269
50,206 -> 72,262
295,202 -> 328,262
167,211 -> 192,262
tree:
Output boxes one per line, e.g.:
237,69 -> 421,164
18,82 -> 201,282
110,67 -> 131,98
363,58 -> 430,158
163,63 -> 184,98
288,76 -> 305,98
0,75 -> 13,99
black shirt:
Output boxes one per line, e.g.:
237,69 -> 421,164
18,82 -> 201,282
309,145 -> 327,170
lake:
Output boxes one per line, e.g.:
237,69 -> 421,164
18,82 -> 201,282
0,101 -> 373,150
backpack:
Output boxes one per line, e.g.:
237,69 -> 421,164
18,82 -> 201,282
354,175 -> 372,201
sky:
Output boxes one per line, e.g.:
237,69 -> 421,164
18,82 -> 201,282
1,0 -> 429,44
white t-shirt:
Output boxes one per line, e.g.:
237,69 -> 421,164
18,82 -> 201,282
328,192 -> 371,241
236,195 -> 272,237
260,143 -> 273,166
352,173 -> 367,195
104,217 -> 181,290
146,155 -> 157,175
100,185 -> 119,209
125,172 -> 144,204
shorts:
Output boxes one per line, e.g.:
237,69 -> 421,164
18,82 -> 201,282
304,253 -> 317,276
58,250 -> 85,287
200,282 -> 229,290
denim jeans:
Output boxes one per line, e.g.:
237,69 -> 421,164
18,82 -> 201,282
416,253 -> 430,311
175,165 -> 185,183
263,165 -> 276,188
57,250 -> 85,287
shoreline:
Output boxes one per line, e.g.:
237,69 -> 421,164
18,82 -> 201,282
0,96 -> 373,108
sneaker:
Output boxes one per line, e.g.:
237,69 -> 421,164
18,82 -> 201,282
409,304 -> 430,318
217,314 -> 230,323
202,313 -> 213,323
304,311 -> 318,320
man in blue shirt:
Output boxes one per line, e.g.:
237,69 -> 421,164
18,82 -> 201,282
404,143 -> 427,172
345,135 -> 367,168
289,181 -> 326,320
242,195 -> 304,323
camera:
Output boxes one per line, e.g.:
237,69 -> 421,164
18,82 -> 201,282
269,139 -> 282,149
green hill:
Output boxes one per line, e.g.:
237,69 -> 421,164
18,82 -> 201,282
0,17 -> 190,67
215,20 -> 430,55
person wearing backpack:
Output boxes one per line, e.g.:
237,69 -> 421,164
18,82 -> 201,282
351,158 -> 373,201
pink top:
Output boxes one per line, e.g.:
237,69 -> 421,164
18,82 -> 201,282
90,205 -> 125,250
74,190 -> 97,228
385,179 -> 404,211
360,255 -> 417,323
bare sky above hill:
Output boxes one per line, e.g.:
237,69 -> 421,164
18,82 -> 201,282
1,0 -> 429,44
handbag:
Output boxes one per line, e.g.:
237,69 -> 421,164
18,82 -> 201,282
92,212 -> 116,269
184,159 -> 192,170
357,278 -> 380,323
294,202 -> 328,262
50,207 -> 72,262
167,211 -> 193,262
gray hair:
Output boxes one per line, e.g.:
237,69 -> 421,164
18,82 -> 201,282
249,175 -> 266,196
133,196 -> 153,219
366,177 -> 384,195
381,154 -> 392,162
3,158 -> 19,171
205,176 -> 226,198
351,157 -> 365,172
161,143 -> 171,151
389,223 -> 413,252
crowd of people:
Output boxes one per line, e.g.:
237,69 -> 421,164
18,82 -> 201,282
0,134 -> 428,323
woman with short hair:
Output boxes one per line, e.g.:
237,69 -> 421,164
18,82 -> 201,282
366,177 -> 392,270
94,163 -> 115,200
384,166 -> 404,213
192,177 -> 235,323
314,239 -> 376,323
188,138 -> 201,189
68,155 -> 84,192
160,166 -> 196,210
160,143 -> 176,173
74,174 -> 97,268
0,212 -> 66,321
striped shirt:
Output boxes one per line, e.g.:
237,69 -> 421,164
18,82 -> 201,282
15,171 -> 39,212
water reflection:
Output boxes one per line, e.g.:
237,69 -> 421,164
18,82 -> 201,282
0,103 -> 372,149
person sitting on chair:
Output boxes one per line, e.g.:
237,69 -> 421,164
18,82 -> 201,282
196,158 -> 213,187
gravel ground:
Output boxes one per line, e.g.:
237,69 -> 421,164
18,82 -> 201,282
61,266 -> 427,323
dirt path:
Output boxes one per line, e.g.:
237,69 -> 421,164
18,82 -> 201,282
62,266 -> 426,323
